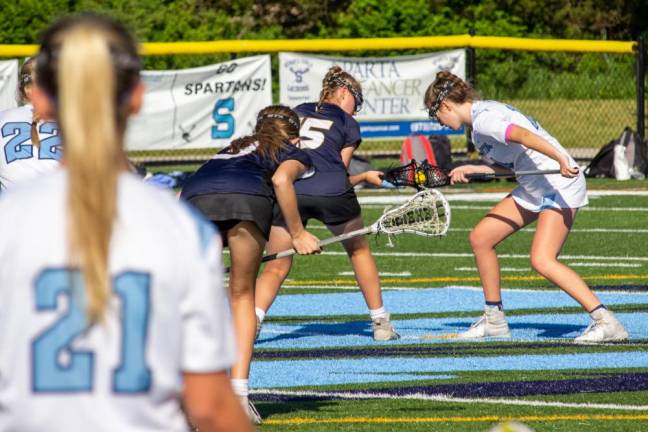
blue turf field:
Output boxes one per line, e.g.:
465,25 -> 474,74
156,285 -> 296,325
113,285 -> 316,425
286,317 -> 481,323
267,286 -> 648,316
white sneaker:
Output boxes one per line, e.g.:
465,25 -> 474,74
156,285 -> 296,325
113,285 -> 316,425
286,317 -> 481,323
372,314 -> 400,341
458,306 -> 511,339
574,308 -> 629,343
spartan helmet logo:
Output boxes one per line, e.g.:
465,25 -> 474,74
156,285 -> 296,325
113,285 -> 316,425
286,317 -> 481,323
286,59 -> 312,83
179,123 -> 197,142
432,54 -> 461,73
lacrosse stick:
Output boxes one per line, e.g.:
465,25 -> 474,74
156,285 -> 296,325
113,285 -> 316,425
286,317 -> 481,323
384,160 -> 562,189
223,188 -> 450,273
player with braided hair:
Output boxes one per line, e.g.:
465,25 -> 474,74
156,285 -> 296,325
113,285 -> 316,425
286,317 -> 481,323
0,56 -> 61,190
180,104 -> 321,424
254,66 -> 400,342
425,71 -> 628,343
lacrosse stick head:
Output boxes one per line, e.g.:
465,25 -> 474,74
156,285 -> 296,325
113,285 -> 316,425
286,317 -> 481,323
416,160 -> 452,188
377,188 -> 451,237
383,160 -> 419,189
384,160 -> 451,189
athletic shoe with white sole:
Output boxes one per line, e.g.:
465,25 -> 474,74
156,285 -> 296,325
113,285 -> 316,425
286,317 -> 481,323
574,308 -> 629,343
458,306 -> 511,339
372,314 -> 400,341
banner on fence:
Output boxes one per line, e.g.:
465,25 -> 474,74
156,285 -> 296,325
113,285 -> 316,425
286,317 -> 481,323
126,55 -> 272,150
0,60 -> 18,111
279,50 -> 465,139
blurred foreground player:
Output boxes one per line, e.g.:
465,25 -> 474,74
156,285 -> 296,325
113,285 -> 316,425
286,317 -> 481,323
0,14 -> 251,431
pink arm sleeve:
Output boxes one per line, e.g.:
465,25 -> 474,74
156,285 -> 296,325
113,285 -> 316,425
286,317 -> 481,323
504,123 -> 517,143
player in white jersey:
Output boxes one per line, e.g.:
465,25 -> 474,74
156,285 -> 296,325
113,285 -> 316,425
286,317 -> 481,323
424,71 -> 628,343
0,57 -> 61,190
0,14 -> 252,432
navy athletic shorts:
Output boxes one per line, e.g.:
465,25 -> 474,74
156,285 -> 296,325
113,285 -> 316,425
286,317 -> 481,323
187,192 -> 274,244
272,189 -> 361,227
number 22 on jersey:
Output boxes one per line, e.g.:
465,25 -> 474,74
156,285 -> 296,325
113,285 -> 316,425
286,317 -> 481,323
32,269 -> 152,393
1,121 -> 62,163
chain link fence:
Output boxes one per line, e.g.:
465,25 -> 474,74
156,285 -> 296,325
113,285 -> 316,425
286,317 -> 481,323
127,41 -> 646,167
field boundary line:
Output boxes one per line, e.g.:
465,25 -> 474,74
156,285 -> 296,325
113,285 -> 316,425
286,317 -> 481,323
359,190 -> 648,205
319,251 -> 648,261
254,389 -> 648,413
283,274 -> 648,286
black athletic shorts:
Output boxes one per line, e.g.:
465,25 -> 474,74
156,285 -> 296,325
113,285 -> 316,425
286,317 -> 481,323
187,192 -> 274,244
272,189 -> 361,227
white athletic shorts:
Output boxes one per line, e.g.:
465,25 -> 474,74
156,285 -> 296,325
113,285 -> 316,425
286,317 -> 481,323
511,172 -> 588,212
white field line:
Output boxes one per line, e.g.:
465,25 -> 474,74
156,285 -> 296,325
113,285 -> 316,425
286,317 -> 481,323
451,205 -> 648,212
455,267 -> 530,272
450,227 -> 648,234
277,285 -> 648,296
320,251 -> 648,261
310,225 -> 648,234
364,203 -> 648,212
568,262 -> 643,268
359,190 -> 648,205
338,271 -> 412,277
252,389 -> 648,411
455,262 -> 642,272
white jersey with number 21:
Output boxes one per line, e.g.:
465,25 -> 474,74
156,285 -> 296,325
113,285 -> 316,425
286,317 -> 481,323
0,171 -> 237,432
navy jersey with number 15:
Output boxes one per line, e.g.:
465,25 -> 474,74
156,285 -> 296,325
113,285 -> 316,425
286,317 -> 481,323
293,102 -> 361,196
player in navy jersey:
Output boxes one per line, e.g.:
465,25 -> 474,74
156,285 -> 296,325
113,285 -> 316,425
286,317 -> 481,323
254,66 -> 400,341
0,14 -> 251,432
181,105 -> 321,424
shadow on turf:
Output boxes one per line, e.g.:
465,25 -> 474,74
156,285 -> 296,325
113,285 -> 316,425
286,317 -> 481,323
440,321 -> 584,338
254,399 -> 336,418
253,398 -> 460,419
256,321 -> 373,345
256,320 -> 585,342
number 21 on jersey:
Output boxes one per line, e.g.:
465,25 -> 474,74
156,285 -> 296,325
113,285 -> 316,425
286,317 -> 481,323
32,269 -> 152,393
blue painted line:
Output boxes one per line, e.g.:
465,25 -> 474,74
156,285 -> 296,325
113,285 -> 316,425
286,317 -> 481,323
256,312 -> 648,349
268,287 -> 648,317
250,351 -> 648,389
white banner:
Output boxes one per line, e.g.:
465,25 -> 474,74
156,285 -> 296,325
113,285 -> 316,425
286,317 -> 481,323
279,50 -> 465,138
0,60 -> 19,111
126,55 -> 272,150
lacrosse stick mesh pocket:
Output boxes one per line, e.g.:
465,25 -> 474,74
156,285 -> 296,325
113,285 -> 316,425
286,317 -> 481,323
377,189 -> 451,237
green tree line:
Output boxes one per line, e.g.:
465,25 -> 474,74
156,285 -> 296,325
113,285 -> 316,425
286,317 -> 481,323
1,0 -> 646,99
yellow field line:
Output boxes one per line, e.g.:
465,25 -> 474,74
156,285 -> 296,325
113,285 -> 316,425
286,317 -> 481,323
284,274 -> 648,286
264,414 -> 648,425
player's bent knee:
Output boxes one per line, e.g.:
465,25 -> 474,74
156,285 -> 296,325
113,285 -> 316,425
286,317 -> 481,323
469,229 -> 492,252
228,280 -> 255,299
530,255 -> 556,276
262,259 -> 292,279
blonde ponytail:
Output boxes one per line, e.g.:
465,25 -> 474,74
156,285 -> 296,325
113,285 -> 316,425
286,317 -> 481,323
58,25 -> 124,324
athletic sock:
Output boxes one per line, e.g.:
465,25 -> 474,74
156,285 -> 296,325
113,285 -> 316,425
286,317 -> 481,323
485,301 -> 504,311
231,378 -> 249,397
588,304 -> 607,314
255,307 -> 266,323
369,306 -> 388,321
